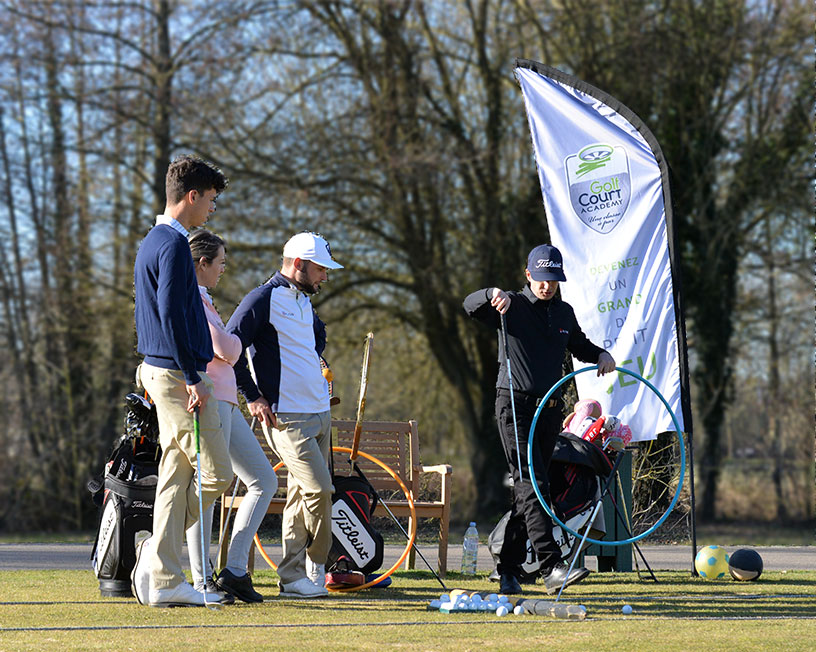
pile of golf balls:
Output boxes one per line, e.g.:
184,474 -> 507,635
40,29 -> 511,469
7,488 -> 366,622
430,592 -> 514,616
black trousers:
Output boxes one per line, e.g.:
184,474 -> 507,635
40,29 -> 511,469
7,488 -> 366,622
495,389 -> 563,577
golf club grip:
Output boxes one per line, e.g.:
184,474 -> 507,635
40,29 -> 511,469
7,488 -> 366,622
193,406 -> 201,453
259,419 -> 275,455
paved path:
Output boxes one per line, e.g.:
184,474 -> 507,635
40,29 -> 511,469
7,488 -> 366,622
1,542 -> 813,573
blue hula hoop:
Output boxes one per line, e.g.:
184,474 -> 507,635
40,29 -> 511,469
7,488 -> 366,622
527,366 -> 685,546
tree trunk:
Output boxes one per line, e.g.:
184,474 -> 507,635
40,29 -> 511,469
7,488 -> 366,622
152,0 -> 173,211
765,218 -> 786,521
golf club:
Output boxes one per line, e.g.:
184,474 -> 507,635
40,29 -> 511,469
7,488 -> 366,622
499,313 -> 524,482
350,332 -> 374,469
194,406 -> 223,611
214,417 -> 257,559
352,462 -> 448,590
215,476 -> 241,561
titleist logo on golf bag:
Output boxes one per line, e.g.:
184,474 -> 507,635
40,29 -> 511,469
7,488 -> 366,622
328,474 -> 384,575
332,506 -> 374,562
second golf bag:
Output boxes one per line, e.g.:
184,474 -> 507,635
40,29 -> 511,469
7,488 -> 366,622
488,431 -> 612,582
326,468 -> 385,587
88,393 -> 162,597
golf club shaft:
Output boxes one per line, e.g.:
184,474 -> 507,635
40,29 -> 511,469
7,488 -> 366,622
377,496 -> 447,590
353,462 -> 447,589
216,476 -> 241,555
194,406 -> 220,610
215,416 -> 257,556
500,313 -> 524,483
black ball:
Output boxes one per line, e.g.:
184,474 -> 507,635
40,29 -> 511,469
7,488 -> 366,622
728,548 -> 763,581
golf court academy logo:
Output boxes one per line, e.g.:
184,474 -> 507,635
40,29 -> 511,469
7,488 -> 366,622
565,143 -> 631,234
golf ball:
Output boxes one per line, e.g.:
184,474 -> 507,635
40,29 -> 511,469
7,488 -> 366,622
496,605 -> 509,617
622,604 -> 633,615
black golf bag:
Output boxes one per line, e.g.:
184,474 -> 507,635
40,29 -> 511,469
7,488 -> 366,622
327,470 -> 384,577
88,393 -> 162,597
488,431 -> 613,582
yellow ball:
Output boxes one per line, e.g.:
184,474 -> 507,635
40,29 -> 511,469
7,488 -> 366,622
695,545 -> 730,580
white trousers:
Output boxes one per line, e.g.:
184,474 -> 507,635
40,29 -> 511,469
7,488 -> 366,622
186,400 -> 277,585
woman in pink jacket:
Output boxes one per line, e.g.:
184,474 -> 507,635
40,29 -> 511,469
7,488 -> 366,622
186,230 -> 277,604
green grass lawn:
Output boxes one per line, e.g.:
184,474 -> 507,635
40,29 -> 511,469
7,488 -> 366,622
1,569 -> 814,651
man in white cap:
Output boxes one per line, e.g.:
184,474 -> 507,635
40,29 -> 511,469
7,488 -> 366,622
224,231 -> 342,598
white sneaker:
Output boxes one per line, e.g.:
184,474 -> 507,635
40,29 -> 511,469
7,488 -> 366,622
306,557 -> 326,587
130,536 -> 152,605
279,576 -> 328,598
149,581 -> 205,607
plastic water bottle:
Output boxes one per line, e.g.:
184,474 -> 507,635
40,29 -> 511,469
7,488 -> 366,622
461,522 -> 479,574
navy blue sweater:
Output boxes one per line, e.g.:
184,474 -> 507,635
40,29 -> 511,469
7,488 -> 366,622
227,272 -> 326,411
463,285 -> 606,398
134,224 -> 213,384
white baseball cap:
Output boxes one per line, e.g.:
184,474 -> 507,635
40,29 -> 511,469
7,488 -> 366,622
282,232 -> 343,269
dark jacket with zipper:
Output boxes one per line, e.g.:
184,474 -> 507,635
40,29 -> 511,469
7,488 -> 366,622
463,284 -> 607,399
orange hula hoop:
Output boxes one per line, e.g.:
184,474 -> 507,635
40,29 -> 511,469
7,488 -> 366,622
252,446 -> 417,592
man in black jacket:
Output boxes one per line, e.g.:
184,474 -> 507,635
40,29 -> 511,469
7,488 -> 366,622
463,244 -> 616,595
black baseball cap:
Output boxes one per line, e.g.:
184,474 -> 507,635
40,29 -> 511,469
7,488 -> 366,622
526,244 -> 566,281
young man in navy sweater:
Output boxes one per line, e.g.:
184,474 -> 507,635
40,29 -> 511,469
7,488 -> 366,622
131,155 -> 233,608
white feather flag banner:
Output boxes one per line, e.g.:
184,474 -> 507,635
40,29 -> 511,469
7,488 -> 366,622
515,60 -> 692,440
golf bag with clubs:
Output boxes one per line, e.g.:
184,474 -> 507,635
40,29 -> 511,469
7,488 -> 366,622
88,393 -> 162,597
325,467 -> 385,588
488,431 -> 613,582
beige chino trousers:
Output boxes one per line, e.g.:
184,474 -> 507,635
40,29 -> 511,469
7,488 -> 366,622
266,411 -> 333,584
139,363 -> 232,590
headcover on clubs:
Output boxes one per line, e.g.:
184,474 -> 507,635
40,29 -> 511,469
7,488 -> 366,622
124,393 -> 159,441
326,556 -> 365,589
563,398 -> 632,451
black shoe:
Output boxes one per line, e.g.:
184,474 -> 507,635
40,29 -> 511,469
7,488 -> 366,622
215,568 -> 263,604
499,573 -> 523,595
200,577 -> 235,605
542,562 -> 590,594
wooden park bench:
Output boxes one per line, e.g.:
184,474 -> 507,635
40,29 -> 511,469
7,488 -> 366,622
218,419 -> 453,576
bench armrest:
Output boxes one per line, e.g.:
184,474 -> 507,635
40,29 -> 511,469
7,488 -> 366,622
417,463 -> 452,475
